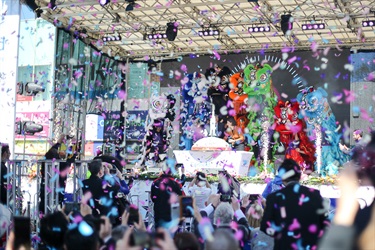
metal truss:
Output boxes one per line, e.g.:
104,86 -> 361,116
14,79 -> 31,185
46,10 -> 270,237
36,0 -> 375,59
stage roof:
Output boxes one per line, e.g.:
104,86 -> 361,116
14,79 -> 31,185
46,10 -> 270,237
38,0 -> 375,60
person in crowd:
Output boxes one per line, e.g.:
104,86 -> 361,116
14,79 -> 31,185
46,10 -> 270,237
217,169 -> 241,200
188,172 -> 212,209
224,116 -> 245,151
1,144 -> 10,204
260,159 -> 329,250
64,220 -> 101,250
261,173 -> 284,199
173,232 -> 200,250
246,203 -> 274,250
39,211 -> 69,250
205,229 -> 240,250
39,134 -> 77,213
319,132 -> 375,250
82,159 -> 120,224
151,167 -> 184,228
339,129 -> 366,156
193,194 -> 250,249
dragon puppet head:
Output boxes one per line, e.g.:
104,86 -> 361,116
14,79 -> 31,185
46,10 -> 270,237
297,87 -> 328,122
242,63 -> 273,96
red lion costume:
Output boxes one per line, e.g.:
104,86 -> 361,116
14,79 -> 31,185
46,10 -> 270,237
274,100 -> 315,171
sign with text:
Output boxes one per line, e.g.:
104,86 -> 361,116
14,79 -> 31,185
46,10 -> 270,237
103,111 -> 123,143
126,110 -> 148,141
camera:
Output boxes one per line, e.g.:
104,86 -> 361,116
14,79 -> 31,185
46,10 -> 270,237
109,168 -> 117,175
130,231 -> 164,248
220,194 -> 232,203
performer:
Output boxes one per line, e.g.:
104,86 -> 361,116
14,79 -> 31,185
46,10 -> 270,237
224,116 -> 245,151
339,129 -> 366,157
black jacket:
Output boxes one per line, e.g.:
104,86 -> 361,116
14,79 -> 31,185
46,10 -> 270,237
260,182 -> 328,250
0,162 -> 7,204
82,175 -> 119,218
151,174 -> 183,226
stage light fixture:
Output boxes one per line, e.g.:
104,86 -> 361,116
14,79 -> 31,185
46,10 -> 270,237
281,14 -> 293,35
99,0 -> 110,6
248,25 -> 271,33
166,22 -> 178,41
302,23 -> 325,30
24,0 -> 43,18
125,0 -> 138,11
145,32 -> 168,40
49,0 -> 57,10
362,20 -> 375,27
102,34 -> 122,42
198,29 -> 220,36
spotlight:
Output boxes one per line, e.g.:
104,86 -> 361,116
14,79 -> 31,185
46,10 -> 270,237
248,25 -> 271,33
301,23 -> 325,30
125,0 -> 138,11
362,20 -> 375,27
24,0 -> 43,18
99,0 -> 110,6
281,14 -> 293,35
102,34 -> 122,42
49,0 -> 57,10
145,31 -> 168,40
198,28 -> 220,36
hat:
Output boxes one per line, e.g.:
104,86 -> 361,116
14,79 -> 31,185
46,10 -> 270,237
196,172 -> 206,181
277,159 -> 301,181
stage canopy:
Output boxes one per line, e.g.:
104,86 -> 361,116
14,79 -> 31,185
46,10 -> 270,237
36,0 -> 375,60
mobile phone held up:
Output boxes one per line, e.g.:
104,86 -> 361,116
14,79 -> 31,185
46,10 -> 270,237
13,216 -> 31,250
64,202 -> 80,214
220,194 -> 232,203
180,196 -> 194,218
127,206 -> 139,225
109,168 -> 117,175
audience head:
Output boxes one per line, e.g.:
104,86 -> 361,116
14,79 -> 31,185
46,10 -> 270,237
214,202 -> 233,226
205,229 -> 239,250
88,159 -> 103,177
246,203 -> 264,229
64,221 -> 100,250
196,172 -> 207,187
226,117 -> 236,127
111,225 -> 128,242
353,129 -> 363,140
40,211 -> 68,249
277,159 -> 301,183
173,232 -> 200,250
1,144 -> 10,161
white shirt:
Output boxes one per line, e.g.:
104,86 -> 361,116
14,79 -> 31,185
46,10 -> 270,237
188,185 -> 212,209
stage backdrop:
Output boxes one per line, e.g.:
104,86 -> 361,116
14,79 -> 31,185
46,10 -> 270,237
160,49 -> 351,134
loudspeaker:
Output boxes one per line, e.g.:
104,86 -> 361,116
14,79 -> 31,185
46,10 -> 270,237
281,14 -> 293,35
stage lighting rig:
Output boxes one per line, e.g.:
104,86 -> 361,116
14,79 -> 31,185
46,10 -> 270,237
166,22 -> 178,41
99,0 -> 110,6
102,33 -> 122,42
198,28 -> 220,37
17,82 -> 45,96
302,23 -> 325,30
248,25 -> 271,33
15,121 -> 43,135
362,20 -> 375,27
281,14 -> 293,35
49,0 -> 57,10
125,0 -> 139,11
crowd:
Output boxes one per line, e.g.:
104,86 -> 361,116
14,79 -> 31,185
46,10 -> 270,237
0,131 -> 374,250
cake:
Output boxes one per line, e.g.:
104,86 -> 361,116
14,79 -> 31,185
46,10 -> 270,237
191,137 -> 232,151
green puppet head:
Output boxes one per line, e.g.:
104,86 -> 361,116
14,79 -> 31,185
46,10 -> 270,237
243,63 -> 273,96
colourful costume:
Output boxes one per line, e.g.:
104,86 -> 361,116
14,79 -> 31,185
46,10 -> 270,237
296,87 -> 349,175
